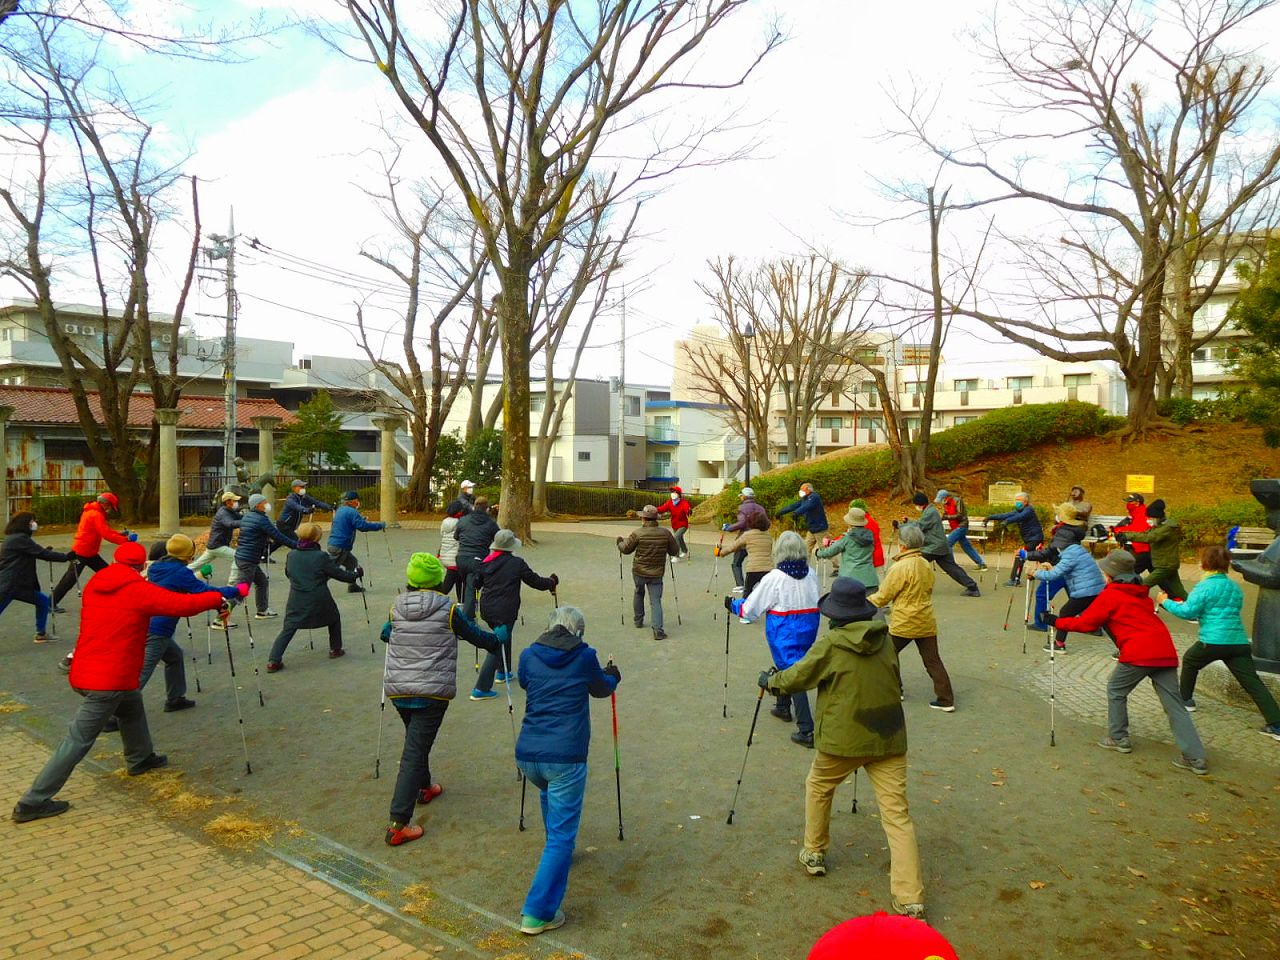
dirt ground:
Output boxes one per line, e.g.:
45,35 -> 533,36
3,523 -> 1278,959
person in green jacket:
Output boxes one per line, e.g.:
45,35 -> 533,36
815,508 -> 878,587
1119,499 -> 1186,599
1162,545 -> 1280,739
762,577 -> 926,921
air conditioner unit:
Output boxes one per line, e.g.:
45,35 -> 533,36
161,333 -> 172,344
63,323 -> 79,335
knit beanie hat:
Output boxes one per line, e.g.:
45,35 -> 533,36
911,492 -> 928,507
808,912 -> 958,960
405,552 -> 445,589
296,522 -> 322,543
114,541 -> 147,566
1146,498 -> 1166,519
165,534 -> 195,561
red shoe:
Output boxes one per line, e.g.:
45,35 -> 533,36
385,822 -> 424,846
266,661 -> 284,673
328,648 -> 345,659
417,783 -> 444,806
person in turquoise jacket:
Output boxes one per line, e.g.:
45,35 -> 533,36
1162,545 -> 1280,740
815,508 -> 878,586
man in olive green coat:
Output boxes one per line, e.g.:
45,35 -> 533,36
763,576 -> 926,921
1117,498 -> 1187,600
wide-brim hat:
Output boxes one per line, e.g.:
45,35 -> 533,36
639,504 -> 659,520
490,529 -> 521,552
1098,549 -> 1137,579
843,507 -> 868,527
1056,503 -> 1078,523
817,577 -> 878,621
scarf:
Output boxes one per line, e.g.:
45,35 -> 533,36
777,559 -> 809,580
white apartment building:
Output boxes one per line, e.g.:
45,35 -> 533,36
643,400 -> 743,495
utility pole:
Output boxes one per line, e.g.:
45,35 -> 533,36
617,286 -> 627,489
207,211 -> 237,482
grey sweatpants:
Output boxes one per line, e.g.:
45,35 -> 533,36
1107,663 -> 1205,760
633,575 -> 665,630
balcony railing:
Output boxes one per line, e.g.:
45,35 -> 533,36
646,425 -> 677,442
646,461 -> 676,479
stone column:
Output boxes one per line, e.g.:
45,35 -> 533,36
250,416 -> 282,480
0,405 -> 13,522
155,408 -> 183,536
372,415 -> 404,527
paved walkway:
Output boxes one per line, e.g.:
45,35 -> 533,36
0,728 -> 446,960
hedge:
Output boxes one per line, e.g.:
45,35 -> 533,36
474,483 -> 707,517
707,402 -> 1121,523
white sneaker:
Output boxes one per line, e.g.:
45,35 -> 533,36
732,586 -> 744,595
255,609 -> 279,619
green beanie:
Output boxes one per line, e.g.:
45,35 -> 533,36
405,552 -> 445,589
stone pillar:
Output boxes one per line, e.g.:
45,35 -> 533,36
250,416 -> 282,480
372,415 -> 404,527
155,408 -> 183,536
0,405 -> 13,522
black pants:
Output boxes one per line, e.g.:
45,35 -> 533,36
743,571 -> 766,598
925,551 -> 977,591
326,546 -> 362,591
52,552 -> 107,606
1053,593 -> 1102,645
1008,541 -> 1039,583
389,699 -> 449,824
458,558 -> 483,619
440,567 -> 464,601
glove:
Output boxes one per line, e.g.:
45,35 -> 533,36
550,574 -> 560,587
355,566 -> 365,580
616,537 -> 625,548
1041,612 -> 1058,626
757,667 -> 776,690
822,537 -> 832,547
891,518 -> 901,530
724,595 -> 735,612
199,563 -> 214,580
603,662 -> 621,683
494,624 -> 511,643
236,582 -> 251,599
713,546 -> 722,557
127,532 -> 138,542
1115,532 -> 1128,545
722,523 -> 731,531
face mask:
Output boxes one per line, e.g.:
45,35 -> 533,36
798,490 -> 806,499
670,493 -> 679,502
29,522 -> 38,533
263,504 -> 272,514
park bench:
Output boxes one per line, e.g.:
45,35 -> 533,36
1230,525 -> 1276,561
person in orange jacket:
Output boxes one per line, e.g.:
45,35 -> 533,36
655,485 -> 693,560
1112,492 -> 1152,575
50,492 -> 134,611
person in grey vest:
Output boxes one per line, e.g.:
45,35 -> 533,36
379,552 -> 507,847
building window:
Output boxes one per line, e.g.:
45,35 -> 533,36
626,396 -> 641,416
1006,376 -> 1033,390
954,416 -> 977,425
954,378 -> 978,392
530,395 -> 545,413
905,380 -> 928,394
577,451 -> 591,462
776,451 -> 791,465
1062,373 -> 1092,388
861,381 -> 878,396
817,416 -> 843,429
858,416 -> 883,430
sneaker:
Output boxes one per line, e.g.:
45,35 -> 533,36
891,898 -> 927,921
127,753 -> 169,776
680,552 -> 690,560
1003,578 -> 1019,588
494,671 -> 512,684
328,648 -> 345,659
51,605 -> 67,615
1042,642 -> 1067,654
770,706 -> 793,723
266,661 -> 284,673
798,848 -> 827,876
519,910 -> 566,936
210,619 -> 237,631
1183,699 -> 1197,712
417,783 -> 444,806
1111,652 -> 1120,661
962,587 -> 981,598
385,821 -> 424,846
732,586 -> 744,595
653,629 -> 668,640
634,620 -> 645,629
57,655 -> 72,674
929,700 -> 956,712
791,731 -> 814,748
977,564 -> 988,571
470,689 -> 498,701
1172,755 -> 1209,776
1097,737 -> 1132,754
738,617 -> 751,624
1260,723 -> 1280,742
255,610 -> 279,619
12,799 -> 70,823
163,697 -> 196,713
33,632 -> 58,643
1027,624 -> 1049,633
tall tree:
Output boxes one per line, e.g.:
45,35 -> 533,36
340,0 -> 780,538
893,0 -> 1280,433
277,391 -> 357,474
1226,239 -> 1280,445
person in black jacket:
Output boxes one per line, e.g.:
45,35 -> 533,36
0,512 -> 70,642
188,491 -> 243,588
470,529 -> 557,701
266,523 -> 359,670
454,496 -> 500,619
273,479 -> 333,553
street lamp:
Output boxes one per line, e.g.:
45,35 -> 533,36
742,322 -> 755,486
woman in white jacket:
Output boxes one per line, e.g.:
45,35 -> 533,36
437,512 -> 463,600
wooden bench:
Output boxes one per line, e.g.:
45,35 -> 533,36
1232,526 -> 1276,560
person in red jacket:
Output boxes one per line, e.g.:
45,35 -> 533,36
11,542 -> 244,824
655,485 -> 693,560
1111,493 -> 1152,575
850,499 -> 885,575
1046,549 -> 1208,776
50,492 -> 134,610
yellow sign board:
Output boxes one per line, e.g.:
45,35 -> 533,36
988,482 -> 1021,504
1126,474 -> 1155,494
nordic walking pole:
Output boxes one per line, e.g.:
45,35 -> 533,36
499,634 -> 521,782
206,609 -> 214,666
727,683 -> 767,825
241,605 -> 266,707
185,618 -> 201,694
1047,599 -> 1057,747
618,549 -> 625,626
1021,575 -> 1031,656
668,557 -> 682,626
722,608 -> 731,720
519,774 -> 528,832
851,769 -> 858,814
48,561 -> 56,635
221,608 -> 252,775
1002,583 -> 1017,631
706,533 -> 723,620
610,662 -> 624,842
374,632 -> 390,778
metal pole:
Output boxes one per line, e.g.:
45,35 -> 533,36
220,211 -> 237,482
617,287 -> 626,489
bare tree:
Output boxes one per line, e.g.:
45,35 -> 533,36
339,0 -> 781,538
893,0 -> 1280,432
0,21 -> 200,519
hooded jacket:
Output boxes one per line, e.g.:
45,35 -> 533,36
70,501 -> 129,556
618,521 -> 678,578
1112,502 -> 1151,554
655,495 -> 693,530
988,502 -> 1043,547
438,516 -> 461,568
721,529 -> 774,574
235,509 -> 298,565
516,626 -> 617,764
778,491 -> 829,533
282,542 -> 359,630
205,505 -> 242,550
146,556 -> 241,638
69,564 -> 226,691
1160,572 -> 1248,645
816,526 -> 878,586
868,549 -> 936,638
1124,518 -> 1183,569
328,504 -> 385,551
733,562 -> 820,669
912,506 -> 948,555
1032,543 -> 1104,599
1026,522 -> 1087,564
277,490 -> 334,534
454,509 -> 500,565
382,589 -> 500,701
1054,580 -> 1178,667
476,551 -> 556,626
725,498 -> 769,534
767,618 -> 906,758
0,532 -> 69,601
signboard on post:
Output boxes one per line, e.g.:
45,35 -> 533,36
1126,474 -> 1156,494
988,481 -> 1021,505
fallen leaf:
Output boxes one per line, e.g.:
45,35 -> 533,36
1029,881 -> 1047,890
585,846 -> 598,853
1137,940 -> 1154,950
1127,867 -> 1148,879
991,780 -> 1006,787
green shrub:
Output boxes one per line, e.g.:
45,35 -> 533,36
473,483 -> 706,517
1174,499 -> 1266,549
30,493 -> 90,526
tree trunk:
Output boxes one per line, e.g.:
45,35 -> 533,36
403,424 -> 433,511
497,271 -> 533,541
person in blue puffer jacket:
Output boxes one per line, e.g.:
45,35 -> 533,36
327,491 -> 386,593
729,530 -> 821,748
234,494 -> 299,618
515,606 -> 619,937
1032,540 -> 1106,653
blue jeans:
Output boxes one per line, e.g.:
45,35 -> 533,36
0,592 -> 51,633
946,525 -> 984,567
1035,577 -> 1064,628
140,633 -> 187,703
517,760 -> 588,922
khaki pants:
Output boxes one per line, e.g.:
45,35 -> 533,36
804,751 -> 924,905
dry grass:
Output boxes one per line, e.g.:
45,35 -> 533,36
476,930 -> 521,951
202,812 -> 277,848
142,772 -> 216,815
0,701 -> 28,713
